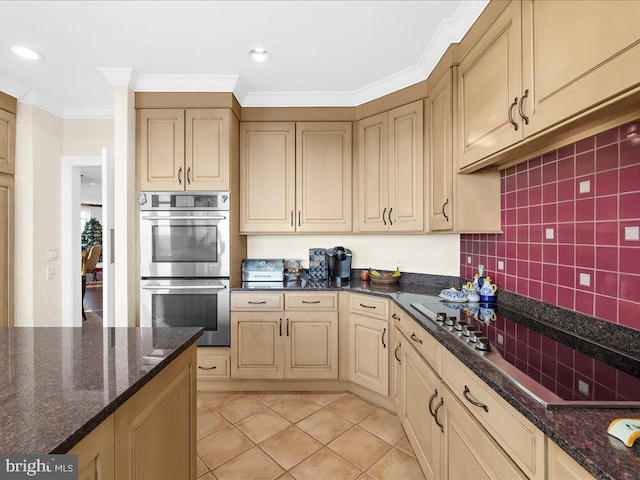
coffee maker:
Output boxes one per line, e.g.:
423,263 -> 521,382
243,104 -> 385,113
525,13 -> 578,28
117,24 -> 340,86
327,246 -> 352,281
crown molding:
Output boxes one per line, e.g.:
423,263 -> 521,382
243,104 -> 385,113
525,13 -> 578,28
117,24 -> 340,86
135,74 -> 239,92
98,67 -> 136,88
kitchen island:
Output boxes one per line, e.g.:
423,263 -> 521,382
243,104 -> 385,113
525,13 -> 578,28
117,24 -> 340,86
0,327 -> 202,478
233,274 -> 640,480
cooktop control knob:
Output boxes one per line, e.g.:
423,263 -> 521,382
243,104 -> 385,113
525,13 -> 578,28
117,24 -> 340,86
468,330 -> 483,343
476,337 -> 491,351
436,312 -> 447,323
462,325 -> 472,337
445,316 -> 456,327
454,320 -> 466,331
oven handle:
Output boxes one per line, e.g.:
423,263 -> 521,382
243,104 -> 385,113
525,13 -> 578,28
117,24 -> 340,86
141,215 -> 227,221
142,285 -> 227,290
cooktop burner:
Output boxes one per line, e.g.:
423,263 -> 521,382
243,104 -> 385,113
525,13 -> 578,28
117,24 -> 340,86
411,301 -> 640,408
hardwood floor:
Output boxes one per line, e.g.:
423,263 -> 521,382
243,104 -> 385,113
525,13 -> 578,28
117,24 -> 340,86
84,281 -> 103,318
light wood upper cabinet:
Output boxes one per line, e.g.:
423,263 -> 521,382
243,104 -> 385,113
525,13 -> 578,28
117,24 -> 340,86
0,110 -> 15,175
521,0 -> 640,136
240,122 -> 352,233
296,122 -> 352,232
356,101 -> 423,232
285,311 -> 338,379
240,122 -> 296,232
0,176 -> 13,328
138,108 -> 230,191
427,68 -> 501,233
457,1 -> 523,170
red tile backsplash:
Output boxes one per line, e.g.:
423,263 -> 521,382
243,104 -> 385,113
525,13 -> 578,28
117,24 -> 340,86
460,120 -> 640,331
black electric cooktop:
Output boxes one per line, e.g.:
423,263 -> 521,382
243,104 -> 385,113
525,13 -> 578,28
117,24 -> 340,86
411,300 -> 640,408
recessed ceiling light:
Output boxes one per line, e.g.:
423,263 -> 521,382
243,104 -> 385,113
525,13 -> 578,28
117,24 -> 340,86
89,182 -> 97,186
10,45 -> 43,61
248,48 -> 271,63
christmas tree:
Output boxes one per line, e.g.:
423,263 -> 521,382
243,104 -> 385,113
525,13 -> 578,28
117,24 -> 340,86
81,217 -> 103,261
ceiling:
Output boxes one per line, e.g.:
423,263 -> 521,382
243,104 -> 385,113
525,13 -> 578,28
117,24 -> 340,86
0,1 -> 488,119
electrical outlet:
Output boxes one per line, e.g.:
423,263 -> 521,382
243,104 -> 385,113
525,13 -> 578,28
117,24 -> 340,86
498,260 -> 505,271
625,226 -> 639,241
467,256 -> 472,264
579,180 -> 591,194
579,273 -> 591,287
545,228 -> 555,240
497,334 -> 504,345
578,379 -> 590,396
47,249 -> 57,260
46,267 -> 55,279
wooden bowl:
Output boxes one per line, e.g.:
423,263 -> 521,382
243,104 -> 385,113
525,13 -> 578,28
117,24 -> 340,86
369,272 -> 401,285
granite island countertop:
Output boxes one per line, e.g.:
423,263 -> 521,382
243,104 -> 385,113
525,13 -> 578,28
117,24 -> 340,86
233,275 -> 640,480
0,327 -> 202,454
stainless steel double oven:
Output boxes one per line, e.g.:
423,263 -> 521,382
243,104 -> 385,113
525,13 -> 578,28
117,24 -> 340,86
139,191 -> 230,346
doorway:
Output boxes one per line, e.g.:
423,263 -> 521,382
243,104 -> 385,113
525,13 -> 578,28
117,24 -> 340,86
61,149 -> 114,327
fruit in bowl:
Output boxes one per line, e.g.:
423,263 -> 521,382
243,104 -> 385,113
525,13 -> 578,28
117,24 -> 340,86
369,267 -> 401,284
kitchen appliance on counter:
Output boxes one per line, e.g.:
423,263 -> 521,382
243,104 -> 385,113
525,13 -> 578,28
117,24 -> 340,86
327,246 -> 352,280
411,300 -> 640,408
138,191 -> 231,346
241,259 -> 284,288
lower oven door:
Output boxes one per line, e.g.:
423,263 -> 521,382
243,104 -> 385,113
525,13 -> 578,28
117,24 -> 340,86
140,278 -> 230,346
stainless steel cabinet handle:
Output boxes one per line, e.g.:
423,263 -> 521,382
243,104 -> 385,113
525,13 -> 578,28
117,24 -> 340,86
143,215 -> 227,221
382,207 -> 387,226
508,98 -> 519,130
428,389 -> 438,417
394,342 -> 402,364
286,318 -> 290,336
433,398 -> 445,433
463,385 -> 489,412
186,167 -> 192,184
442,199 -> 449,222
248,301 -> 267,304
518,89 -> 529,124
359,303 -> 376,309
410,333 -> 423,344
381,328 -> 387,348
178,167 -> 183,185
302,300 -> 320,304
279,318 -> 282,336
198,365 -> 217,370
142,285 -> 226,290
388,207 -> 393,226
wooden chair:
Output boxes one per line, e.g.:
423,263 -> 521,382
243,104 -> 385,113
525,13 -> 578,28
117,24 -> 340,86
82,245 -> 102,320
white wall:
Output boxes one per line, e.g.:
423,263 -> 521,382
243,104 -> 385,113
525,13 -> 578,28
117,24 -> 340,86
63,119 -> 113,156
247,233 -> 460,276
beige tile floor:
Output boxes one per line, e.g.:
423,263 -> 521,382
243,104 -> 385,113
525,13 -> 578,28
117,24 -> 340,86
197,391 -> 425,480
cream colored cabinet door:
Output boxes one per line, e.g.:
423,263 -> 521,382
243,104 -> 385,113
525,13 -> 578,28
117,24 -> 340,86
547,440 -> 596,480
115,346 -> 196,480
457,1 -> 523,169
0,110 -> 15,175
296,122 -> 352,232
240,122 -> 296,233
284,311 -> 338,379
521,0 -> 640,136
0,176 -> 13,327
137,109 -> 185,191
402,341 -> 442,480
69,415 -> 115,480
349,313 -> 389,397
356,112 -> 389,232
231,312 -> 284,379
427,70 -> 453,231
388,101 -> 423,232
441,387 -> 528,480
185,109 -> 229,191
391,327 -> 404,416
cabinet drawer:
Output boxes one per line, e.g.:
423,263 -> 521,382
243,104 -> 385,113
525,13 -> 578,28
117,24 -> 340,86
403,316 -> 441,375
442,350 -> 545,480
231,293 -> 284,311
286,292 -> 338,311
350,294 -> 389,320
390,303 -> 405,332
197,349 -> 230,378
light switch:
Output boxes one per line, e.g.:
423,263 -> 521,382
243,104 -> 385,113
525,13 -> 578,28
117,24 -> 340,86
625,226 -> 639,241
46,267 -> 55,279
579,273 -> 591,287
498,260 -> 505,271
546,228 -> 555,240
579,180 -> 591,194
47,249 -> 58,260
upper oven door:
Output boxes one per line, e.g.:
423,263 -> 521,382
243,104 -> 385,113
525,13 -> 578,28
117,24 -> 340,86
140,210 -> 230,277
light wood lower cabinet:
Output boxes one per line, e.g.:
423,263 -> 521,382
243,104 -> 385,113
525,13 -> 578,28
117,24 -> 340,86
547,440 -> 596,480
68,415 -> 115,480
349,313 -> 389,397
0,175 -> 13,327
197,348 -> 230,379
391,326 -> 403,415
70,345 -> 197,480
230,292 -> 339,380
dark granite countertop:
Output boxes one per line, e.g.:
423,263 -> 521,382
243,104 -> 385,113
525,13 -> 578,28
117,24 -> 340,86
0,327 -> 202,454
233,273 -> 640,480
